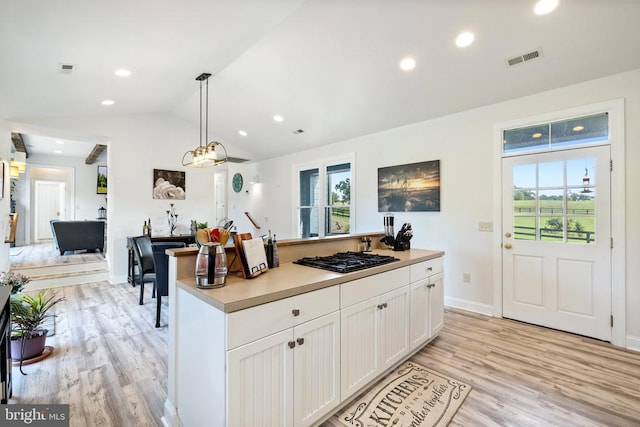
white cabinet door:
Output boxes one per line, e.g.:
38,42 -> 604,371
379,286 -> 410,372
429,273 -> 444,337
227,329 -> 294,427
340,296 -> 379,400
293,311 -> 341,427
410,278 -> 430,351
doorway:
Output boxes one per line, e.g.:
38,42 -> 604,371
502,146 -> 611,341
34,180 -> 65,241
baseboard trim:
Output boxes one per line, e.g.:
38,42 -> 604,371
445,296 -> 495,317
626,335 -> 640,352
161,399 -> 179,427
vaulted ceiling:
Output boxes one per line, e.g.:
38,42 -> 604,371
1,0 -> 639,161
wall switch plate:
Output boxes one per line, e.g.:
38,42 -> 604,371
463,273 -> 471,283
479,221 -> 493,232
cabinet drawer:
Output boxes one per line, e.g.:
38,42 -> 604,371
410,257 -> 443,282
341,268 -> 410,308
226,286 -> 339,349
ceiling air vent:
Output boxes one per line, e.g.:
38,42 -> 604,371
57,63 -> 76,74
227,157 -> 249,163
505,48 -> 543,68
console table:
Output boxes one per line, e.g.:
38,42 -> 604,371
0,286 -> 12,403
127,235 -> 196,285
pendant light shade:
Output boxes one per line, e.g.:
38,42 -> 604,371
182,73 -> 228,168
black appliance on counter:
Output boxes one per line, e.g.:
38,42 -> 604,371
294,251 -> 399,273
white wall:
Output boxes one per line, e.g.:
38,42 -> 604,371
249,69 -> 640,341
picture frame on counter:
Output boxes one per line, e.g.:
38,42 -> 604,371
378,159 -> 440,212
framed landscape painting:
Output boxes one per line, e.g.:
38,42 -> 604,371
97,165 -> 107,194
153,169 -> 186,200
378,160 -> 440,212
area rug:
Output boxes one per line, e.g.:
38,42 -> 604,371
338,361 -> 471,427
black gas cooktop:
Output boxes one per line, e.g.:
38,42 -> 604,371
293,251 -> 399,273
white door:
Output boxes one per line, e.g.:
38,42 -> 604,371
428,272 -> 444,337
214,171 -> 227,225
340,297 -> 379,400
227,329 -> 294,427
379,286 -> 410,372
34,181 -> 65,240
502,146 -> 611,341
293,311 -> 340,427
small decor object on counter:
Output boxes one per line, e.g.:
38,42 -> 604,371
0,271 -> 30,294
393,222 -> 413,251
272,234 -> 279,268
167,204 -> 178,235
190,220 -> 197,236
266,230 -> 274,268
143,220 -> 150,237
195,243 -> 227,288
98,206 -> 106,220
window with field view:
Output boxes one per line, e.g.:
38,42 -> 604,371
297,159 -> 352,238
512,157 -> 596,244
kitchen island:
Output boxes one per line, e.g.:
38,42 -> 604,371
163,239 -> 444,427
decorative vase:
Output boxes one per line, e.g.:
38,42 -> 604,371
11,329 -> 48,361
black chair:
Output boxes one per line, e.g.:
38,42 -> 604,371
152,242 -> 186,327
132,236 -> 156,305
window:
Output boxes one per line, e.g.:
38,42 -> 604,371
503,112 -> 608,154
297,157 -> 353,238
512,157 -> 597,244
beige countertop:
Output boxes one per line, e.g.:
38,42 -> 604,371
177,248 -> 444,313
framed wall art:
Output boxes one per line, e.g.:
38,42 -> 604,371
153,169 -> 186,200
378,160 -> 440,212
97,165 -> 108,195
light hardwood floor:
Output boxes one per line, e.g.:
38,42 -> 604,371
9,280 -> 640,426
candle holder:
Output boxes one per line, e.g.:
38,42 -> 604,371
167,204 -> 178,235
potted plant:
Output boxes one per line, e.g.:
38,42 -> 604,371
10,288 -> 64,374
0,271 -> 30,294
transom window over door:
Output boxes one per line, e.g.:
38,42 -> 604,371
296,157 -> 353,238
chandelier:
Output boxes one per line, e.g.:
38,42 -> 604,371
182,73 -> 228,168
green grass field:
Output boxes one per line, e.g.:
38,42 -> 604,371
513,200 -> 595,243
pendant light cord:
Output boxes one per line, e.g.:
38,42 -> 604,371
199,79 -> 203,148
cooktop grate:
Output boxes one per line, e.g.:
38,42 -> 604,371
293,251 -> 399,273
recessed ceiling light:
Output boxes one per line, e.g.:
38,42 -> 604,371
273,115 -> 284,122
532,132 -> 543,139
399,57 -> 416,71
54,150 -> 63,154
101,100 -> 114,106
238,130 -> 248,136
573,125 -> 585,132
115,68 -> 131,77
534,0 -> 559,15
455,31 -> 475,48
55,140 -> 64,145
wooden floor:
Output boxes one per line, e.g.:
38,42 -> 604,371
10,241 -> 105,268
9,273 -> 640,426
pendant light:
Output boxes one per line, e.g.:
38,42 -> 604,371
182,73 -> 228,168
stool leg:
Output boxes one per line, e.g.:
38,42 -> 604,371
156,295 -> 161,328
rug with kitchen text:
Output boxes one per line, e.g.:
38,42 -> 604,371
338,361 -> 471,427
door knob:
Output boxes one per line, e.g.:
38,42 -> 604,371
292,309 -> 300,317
288,341 -> 296,349
296,338 -> 304,345
505,232 -> 512,238
504,242 -> 513,249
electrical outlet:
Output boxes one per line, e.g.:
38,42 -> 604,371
463,273 -> 471,283
479,221 -> 493,232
